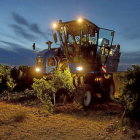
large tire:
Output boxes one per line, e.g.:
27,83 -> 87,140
74,84 -> 93,108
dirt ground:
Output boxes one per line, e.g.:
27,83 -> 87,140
0,97 -> 139,140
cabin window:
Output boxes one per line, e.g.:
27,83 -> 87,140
36,57 -> 45,67
48,57 -> 56,66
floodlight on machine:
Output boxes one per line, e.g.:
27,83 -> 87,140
53,23 -> 57,28
78,18 -> 82,22
36,68 -> 40,72
76,67 -> 83,71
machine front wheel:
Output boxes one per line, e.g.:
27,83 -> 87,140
74,84 -> 93,108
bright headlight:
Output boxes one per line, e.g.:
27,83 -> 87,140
36,68 -> 40,72
76,67 -> 83,71
53,23 -> 57,28
78,18 -> 82,22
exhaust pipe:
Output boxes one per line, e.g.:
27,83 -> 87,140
46,41 -> 53,50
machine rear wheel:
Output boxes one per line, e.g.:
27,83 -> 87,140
84,91 -> 92,106
74,84 -> 93,108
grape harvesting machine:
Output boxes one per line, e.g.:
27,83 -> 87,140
33,18 -> 121,107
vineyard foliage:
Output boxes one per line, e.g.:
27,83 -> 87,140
32,68 -> 75,112
0,64 -> 16,94
0,64 -> 34,95
10,65 -> 34,92
113,65 -> 140,119
0,64 -> 75,113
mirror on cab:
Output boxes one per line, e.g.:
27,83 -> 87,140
53,33 -> 57,43
33,43 -> 35,50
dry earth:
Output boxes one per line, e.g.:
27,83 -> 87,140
0,97 -> 139,140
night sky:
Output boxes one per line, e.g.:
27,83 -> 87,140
0,0 -> 140,71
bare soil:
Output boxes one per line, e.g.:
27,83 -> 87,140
0,97 -> 139,140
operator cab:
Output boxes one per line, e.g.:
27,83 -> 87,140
53,18 -> 115,73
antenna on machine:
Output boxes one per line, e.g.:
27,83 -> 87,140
46,41 -> 53,50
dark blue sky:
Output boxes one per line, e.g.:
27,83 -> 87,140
0,0 -> 140,70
